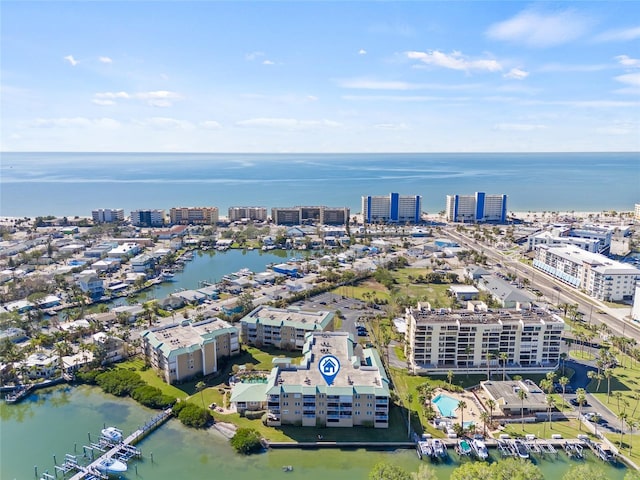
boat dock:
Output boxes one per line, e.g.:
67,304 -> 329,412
39,409 -> 172,480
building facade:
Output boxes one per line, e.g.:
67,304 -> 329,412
533,245 -> 640,301
92,208 -> 124,223
169,207 -> 219,225
240,305 -> 334,349
361,193 -> 422,224
263,332 -> 390,428
405,302 -> 564,374
228,206 -> 268,222
445,192 -> 507,223
142,318 -> 239,384
270,206 -> 351,225
131,209 -> 165,227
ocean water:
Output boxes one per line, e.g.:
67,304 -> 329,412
1,152 -> 638,217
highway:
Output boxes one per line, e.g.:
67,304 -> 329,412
444,227 -> 639,343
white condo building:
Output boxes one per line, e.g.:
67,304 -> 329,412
445,192 -> 507,223
131,209 -> 165,227
534,245 -> 640,301
405,302 -> 564,374
361,193 -> 422,224
92,208 -> 124,223
228,206 -> 268,222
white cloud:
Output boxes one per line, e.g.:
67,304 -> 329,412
200,120 -> 222,129
405,50 -> 502,72
594,26 -> 640,42
29,117 -> 120,128
99,56 -> 113,64
93,90 -> 182,107
538,63 -> 609,72
374,123 -> 408,130
486,9 -> 591,47
503,68 -> 529,80
235,118 -> 341,129
63,55 -> 79,66
245,51 -> 264,61
358,49 -> 367,55
341,95 -> 462,102
615,55 -> 640,68
337,78 -> 481,90
262,60 -> 275,65
615,72 -> 640,87
493,123 -> 547,132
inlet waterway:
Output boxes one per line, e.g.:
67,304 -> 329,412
0,386 -> 629,480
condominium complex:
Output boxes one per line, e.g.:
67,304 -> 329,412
361,193 -> 422,224
270,206 -> 350,225
240,305 -> 334,349
533,245 -> 640,301
445,192 -> 507,223
169,206 -> 219,225
228,206 -> 268,222
91,208 -> 124,223
263,332 -> 390,428
142,318 -> 239,384
131,209 -> 165,227
405,302 -> 564,374
527,224 -> 613,254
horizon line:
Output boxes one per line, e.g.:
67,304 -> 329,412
2,150 -> 639,155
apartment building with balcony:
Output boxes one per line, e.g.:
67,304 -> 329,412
533,245 -> 640,301
131,209 -> 165,227
169,206 -> 219,225
228,206 -> 268,222
91,208 -> 124,223
262,332 -> 389,428
142,318 -> 239,384
361,193 -> 422,224
405,302 -> 564,375
240,305 -> 334,350
445,192 -> 507,223
270,206 -> 351,225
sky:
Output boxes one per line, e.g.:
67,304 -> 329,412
1,1 -> 639,153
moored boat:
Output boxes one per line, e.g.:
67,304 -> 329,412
514,439 -> 530,459
432,438 -> 447,458
471,438 -> 489,460
96,457 -> 127,474
101,426 -> 123,443
456,438 -> 473,456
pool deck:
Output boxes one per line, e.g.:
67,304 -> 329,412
431,389 -> 484,427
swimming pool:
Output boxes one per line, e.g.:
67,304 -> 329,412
432,393 -> 459,417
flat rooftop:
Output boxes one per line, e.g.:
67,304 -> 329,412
144,318 -> 236,356
242,305 -> 333,330
408,304 -> 564,327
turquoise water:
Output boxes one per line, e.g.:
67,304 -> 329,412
433,394 -> 460,417
0,386 -> 629,480
1,152 -> 638,216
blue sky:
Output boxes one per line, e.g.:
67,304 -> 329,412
1,1 -> 639,152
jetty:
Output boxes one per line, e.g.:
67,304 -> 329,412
46,409 -> 172,480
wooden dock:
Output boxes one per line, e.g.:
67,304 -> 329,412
62,408 -> 172,480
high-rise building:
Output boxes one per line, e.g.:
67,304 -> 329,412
169,206 -> 219,225
228,206 -> 268,222
361,193 -> 422,223
91,208 -> 124,223
270,206 -> 350,225
445,192 -> 507,223
130,209 -> 165,227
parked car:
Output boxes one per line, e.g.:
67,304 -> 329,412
571,398 -> 590,407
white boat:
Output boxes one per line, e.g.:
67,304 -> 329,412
514,439 -> 530,459
418,440 -> 433,458
471,438 -> 489,460
101,426 -> 123,443
96,457 -> 127,474
595,443 -> 614,462
432,438 -> 447,458
456,438 -> 473,456
161,270 -> 175,280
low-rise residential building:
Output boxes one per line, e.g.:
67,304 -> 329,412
169,206 -> 219,225
142,318 -> 239,384
449,285 -> 480,301
22,352 -> 59,379
480,379 -> 549,416
108,242 -> 141,258
240,305 -> 334,350
405,302 -> 564,374
131,254 -> 156,273
533,245 -> 640,301
476,276 -> 534,308
92,208 -> 125,223
257,332 -> 390,428
77,270 -> 104,298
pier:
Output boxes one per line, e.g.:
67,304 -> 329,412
43,409 -> 172,480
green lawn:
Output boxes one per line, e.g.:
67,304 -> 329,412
502,418 -> 596,441
117,359 -> 189,399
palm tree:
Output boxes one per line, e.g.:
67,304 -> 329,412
406,393 -> 413,439
458,400 -> 467,430
447,370 -> 454,389
486,399 -> 496,425
480,411 -> 490,437
618,411 -> 628,449
559,352 -> 567,376
559,376 -> 569,410
604,369 -> 613,401
591,412 -> 602,437
195,381 -> 206,409
500,352 -> 508,381
517,388 -> 528,431
576,388 -> 587,431
545,394 -> 555,434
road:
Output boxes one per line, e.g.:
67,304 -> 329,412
445,228 -> 640,343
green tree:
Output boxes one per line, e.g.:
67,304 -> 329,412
411,464 -> 437,480
575,388 -> 587,430
492,458 -> 543,480
517,388 -> 528,430
447,369 -> 454,388
230,428 -> 263,454
559,376 -> 569,410
368,462 -> 411,480
458,400 -> 467,430
195,381 -> 207,409
562,464 -> 608,480
450,462 -> 491,480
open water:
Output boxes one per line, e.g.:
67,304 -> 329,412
0,386 -> 629,480
1,152 -> 638,217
